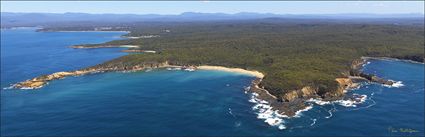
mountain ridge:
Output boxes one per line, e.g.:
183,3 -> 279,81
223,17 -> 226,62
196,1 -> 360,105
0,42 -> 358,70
2,12 -> 424,28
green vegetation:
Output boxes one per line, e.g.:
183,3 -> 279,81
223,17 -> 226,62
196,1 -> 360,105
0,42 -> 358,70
71,19 -> 424,98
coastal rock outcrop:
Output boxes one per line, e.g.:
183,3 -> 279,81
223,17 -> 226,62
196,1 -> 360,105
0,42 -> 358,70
13,71 -> 93,89
249,78 -> 318,117
350,58 -> 394,85
281,86 -> 319,102
247,57 -> 395,117
248,77 -> 361,117
335,78 -> 358,91
12,61 -> 172,89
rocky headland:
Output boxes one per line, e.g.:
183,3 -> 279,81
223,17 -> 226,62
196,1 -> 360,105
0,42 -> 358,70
12,61 -> 171,89
246,57 -> 397,117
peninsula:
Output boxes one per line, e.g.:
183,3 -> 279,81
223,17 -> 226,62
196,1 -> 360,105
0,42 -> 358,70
10,18 -> 425,116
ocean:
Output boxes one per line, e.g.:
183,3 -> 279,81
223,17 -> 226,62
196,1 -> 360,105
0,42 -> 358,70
1,28 -> 424,136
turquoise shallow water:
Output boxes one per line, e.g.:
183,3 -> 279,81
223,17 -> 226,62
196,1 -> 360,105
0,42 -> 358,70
1,28 -> 424,136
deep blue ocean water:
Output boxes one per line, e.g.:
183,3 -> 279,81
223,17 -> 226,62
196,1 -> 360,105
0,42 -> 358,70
1,28 -> 424,136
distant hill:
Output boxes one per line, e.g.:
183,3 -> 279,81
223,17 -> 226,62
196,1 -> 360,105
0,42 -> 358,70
1,12 -> 424,28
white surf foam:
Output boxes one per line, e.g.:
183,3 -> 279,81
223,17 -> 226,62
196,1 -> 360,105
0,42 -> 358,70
307,98 -> 331,106
184,68 -> 195,72
307,94 -> 367,108
335,94 -> 367,107
334,100 -> 356,107
325,107 -> 335,119
3,82 -> 45,90
145,68 -> 153,72
278,125 -> 286,130
310,118 -> 317,126
228,108 -> 236,118
293,105 -> 313,118
249,91 -> 317,130
249,92 -> 288,130
244,86 -> 250,94
2,85 -> 14,90
362,61 -> 371,67
234,121 -> 241,127
248,86 -> 369,130
166,67 -> 182,71
382,80 -> 404,88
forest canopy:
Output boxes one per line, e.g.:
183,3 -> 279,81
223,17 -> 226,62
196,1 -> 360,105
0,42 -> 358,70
51,18 -> 425,97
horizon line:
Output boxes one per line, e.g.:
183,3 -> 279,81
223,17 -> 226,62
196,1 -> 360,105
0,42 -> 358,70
2,11 -> 424,16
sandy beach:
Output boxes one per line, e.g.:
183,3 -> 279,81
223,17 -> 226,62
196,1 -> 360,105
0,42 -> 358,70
197,65 -> 264,78
119,45 -> 139,48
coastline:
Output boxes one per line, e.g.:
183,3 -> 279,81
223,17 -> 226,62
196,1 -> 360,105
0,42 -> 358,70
197,66 -> 264,78
9,63 -> 267,89
196,66 -> 316,118
362,56 -> 425,64
3,19 -> 423,133
40,30 -> 131,33
10,61 -> 171,89
7,62 -> 289,118
7,57 -> 417,117
1,27 -> 131,33
71,45 -> 140,49
1,26 -> 43,30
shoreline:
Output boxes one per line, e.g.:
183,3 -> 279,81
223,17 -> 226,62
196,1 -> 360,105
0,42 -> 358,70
9,63 -> 267,89
2,27 -> 131,33
1,26 -> 43,30
6,57 -> 413,118
362,56 -> 425,64
10,62 -> 171,89
197,66 -> 264,78
40,30 -> 131,33
8,63 -> 282,118
195,66 -> 282,112
70,45 -> 140,49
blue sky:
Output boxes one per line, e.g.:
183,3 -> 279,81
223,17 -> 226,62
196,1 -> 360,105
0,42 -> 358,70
1,1 -> 424,15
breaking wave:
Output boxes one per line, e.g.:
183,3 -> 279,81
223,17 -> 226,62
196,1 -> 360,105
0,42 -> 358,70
325,106 -> 336,119
2,85 -> 14,90
362,61 -> 371,67
247,82 -> 376,130
307,93 -> 368,108
248,91 -> 316,130
3,83 -> 48,90
244,73 -> 402,131
294,105 -> 313,118
249,92 -> 287,130
383,80 -> 404,88
310,118 -> 317,126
